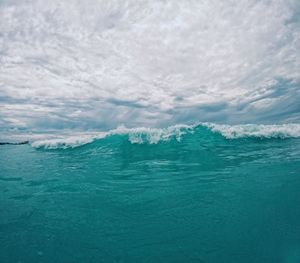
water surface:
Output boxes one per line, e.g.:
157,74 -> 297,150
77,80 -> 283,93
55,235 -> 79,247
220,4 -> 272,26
1,125 -> 300,262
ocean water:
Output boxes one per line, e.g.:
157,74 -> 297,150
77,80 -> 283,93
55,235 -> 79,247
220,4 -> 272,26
1,124 -> 300,263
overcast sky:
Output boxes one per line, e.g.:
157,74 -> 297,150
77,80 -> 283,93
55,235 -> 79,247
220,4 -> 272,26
1,0 -> 300,134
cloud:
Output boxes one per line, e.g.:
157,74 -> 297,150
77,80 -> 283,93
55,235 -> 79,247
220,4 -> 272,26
0,0 -> 299,134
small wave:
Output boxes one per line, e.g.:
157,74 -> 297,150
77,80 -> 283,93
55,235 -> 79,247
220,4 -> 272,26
31,123 -> 300,149
31,125 -> 194,149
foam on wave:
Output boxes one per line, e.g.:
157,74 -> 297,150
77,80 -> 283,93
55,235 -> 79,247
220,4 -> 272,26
207,123 -> 300,139
31,136 -> 99,150
30,123 -> 300,149
113,124 -> 193,144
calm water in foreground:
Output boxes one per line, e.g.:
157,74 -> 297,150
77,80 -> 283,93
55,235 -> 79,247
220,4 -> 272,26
1,126 -> 300,263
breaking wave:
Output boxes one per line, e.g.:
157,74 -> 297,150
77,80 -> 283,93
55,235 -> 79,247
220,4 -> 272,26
30,123 -> 300,149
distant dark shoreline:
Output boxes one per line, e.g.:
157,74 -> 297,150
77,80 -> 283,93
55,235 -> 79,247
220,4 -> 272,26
0,141 -> 29,145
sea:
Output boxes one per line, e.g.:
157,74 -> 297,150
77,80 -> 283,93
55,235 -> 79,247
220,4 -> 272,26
1,123 -> 300,263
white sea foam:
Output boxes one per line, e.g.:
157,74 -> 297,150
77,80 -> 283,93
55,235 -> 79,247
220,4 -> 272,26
112,124 -> 193,144
205,123 -> 300,139
31,133 -> 106,149
31,137 -> 94,149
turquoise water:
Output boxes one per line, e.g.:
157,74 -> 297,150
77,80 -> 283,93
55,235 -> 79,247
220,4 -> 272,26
1,125 -> 300,262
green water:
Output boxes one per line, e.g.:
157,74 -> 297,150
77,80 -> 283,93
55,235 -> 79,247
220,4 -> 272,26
1,126 -> 300,262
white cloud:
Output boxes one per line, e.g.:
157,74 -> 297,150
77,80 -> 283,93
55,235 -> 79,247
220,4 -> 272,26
0,0 -> 299,133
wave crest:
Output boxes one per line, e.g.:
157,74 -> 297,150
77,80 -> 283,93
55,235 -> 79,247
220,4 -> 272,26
31,123 -> 300,149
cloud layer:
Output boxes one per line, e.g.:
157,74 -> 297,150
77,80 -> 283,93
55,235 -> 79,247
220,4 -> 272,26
1,0 -> 300,134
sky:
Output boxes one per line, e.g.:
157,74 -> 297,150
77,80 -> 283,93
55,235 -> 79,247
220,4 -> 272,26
0,0 -> 300,135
